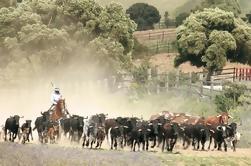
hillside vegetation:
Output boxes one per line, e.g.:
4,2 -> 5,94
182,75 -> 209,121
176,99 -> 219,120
96,0 -> 251,17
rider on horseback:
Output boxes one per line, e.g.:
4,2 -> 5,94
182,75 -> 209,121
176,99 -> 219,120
48,88 -> 62,113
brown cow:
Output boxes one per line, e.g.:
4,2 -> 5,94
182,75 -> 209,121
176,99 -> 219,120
205,112 -> 232,126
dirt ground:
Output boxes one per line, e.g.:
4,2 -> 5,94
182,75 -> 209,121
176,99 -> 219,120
0,138 -> 251,166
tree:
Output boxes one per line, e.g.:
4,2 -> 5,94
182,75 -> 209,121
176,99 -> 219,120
126,3 -> 161,31
175,8 -> 251,79
175,12 -> 189,27
0,0 -> 137,84
201,0 -> 241,16
215,82 -> 246,112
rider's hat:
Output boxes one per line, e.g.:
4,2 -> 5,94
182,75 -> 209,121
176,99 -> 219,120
54,88 -> 60,92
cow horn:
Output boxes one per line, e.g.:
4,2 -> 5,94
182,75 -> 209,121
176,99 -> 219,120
228,115 -> 233,119
158,123 -> 162,126
41,112 -> 43,115
200,129 -> 205,132
210,129 -> 215,133
216,126 -> 221,131
124,126 -> 129,128
216,115 -> 221,118
227,125 -> 231,129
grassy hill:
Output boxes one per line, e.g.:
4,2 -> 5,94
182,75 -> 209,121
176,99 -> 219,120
95,0 -> 251,17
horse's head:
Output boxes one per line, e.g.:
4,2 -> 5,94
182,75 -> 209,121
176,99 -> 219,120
57,99 -> 66,110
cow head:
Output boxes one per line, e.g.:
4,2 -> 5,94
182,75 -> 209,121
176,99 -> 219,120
96,114 -> 107,127
226,122 -> 237,137
13,115 -> 22,126
217,112 -> 232,124
78,116 -> 84,127
216,125 -> 227,138
26,120 -> 32,128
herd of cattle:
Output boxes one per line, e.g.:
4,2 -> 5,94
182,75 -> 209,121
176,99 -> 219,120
0,111 -> 241,152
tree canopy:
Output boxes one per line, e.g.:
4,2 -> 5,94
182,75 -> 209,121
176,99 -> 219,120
126,3 -> 161,31
200,0 -> 242,16
0,0 -> 136,84
175,8 -> 251,73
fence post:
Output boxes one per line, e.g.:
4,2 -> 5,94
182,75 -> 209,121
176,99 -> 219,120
156,41 -> 159,54
189,72 -> 192,95
175,70 -> 180,88
210,76 -> 214,100
166,73 -> 169,92
199,74 -> 203,97
156,68 -> 160,94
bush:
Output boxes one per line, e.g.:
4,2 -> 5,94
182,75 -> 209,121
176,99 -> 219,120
132,38 -> 149,59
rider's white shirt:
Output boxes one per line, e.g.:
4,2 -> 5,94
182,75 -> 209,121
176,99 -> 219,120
51,93 -> 62,104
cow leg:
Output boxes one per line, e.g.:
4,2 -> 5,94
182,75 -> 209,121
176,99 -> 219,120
111,137 -> 114,150
137,141 -> 140,151
146,138 -> 149,151
166,139 -> 170,151
114,138 -> 118,150
161,137 -> 165,152
192,138 -> 196,150
4,128 -> 7,141
197,138 -> 200,150
96,140 -> 99,148
133,140 -> 137,152
9,131 -> 12,141
232,140 -> 236,152
208,136 -> 212,150
223,140 -> 227,152
130,139 -> 134,151
151,136 -> 156,148
170,137 -> 177,152
218,141 -> 222,151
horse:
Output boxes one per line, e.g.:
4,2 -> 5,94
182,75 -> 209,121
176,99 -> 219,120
50,99 -> 68,122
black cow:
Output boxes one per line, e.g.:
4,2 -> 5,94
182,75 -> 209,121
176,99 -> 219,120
60,118 -> 71,138
179,124 -> 193,149
4,115 -> 23,142
161,122 -> 179,152
225,122 -> 238,152
33,111 -> 50,143
83,122 -> 96,149
109,125 -> 124,150
127,120 -> 154,152
208,125 -> 228,151
191,124 -> 209,151
69,115 -> 84,142
21,120 -> 33,144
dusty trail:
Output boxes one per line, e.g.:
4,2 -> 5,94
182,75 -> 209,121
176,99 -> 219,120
1,136 -> 251,166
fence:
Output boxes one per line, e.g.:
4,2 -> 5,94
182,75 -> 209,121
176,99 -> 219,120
133,28 -> 176,43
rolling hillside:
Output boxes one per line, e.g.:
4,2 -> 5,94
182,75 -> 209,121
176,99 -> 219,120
95,0 -> 190,16
96,0 -> 251,17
